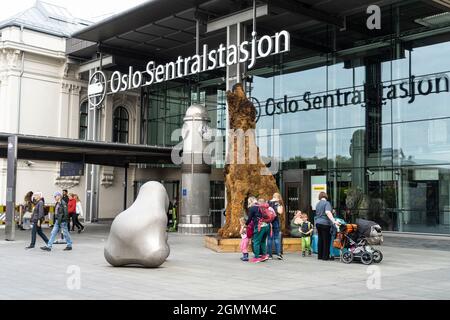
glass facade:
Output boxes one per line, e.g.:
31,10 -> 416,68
248,39 -> 450,234
136,11 -> 450,235
141,80 -> 227,148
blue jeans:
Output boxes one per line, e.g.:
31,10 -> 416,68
47,222 -> 72,248
267,230 -> 282,256
267,219 -> 281,256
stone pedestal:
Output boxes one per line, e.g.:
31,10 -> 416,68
204,236 -> 302,253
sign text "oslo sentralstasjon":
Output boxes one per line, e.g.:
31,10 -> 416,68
109,30 -> 290,93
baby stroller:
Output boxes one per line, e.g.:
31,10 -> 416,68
333,219 -> 384,265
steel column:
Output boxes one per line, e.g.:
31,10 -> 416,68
5,135 -> 18,241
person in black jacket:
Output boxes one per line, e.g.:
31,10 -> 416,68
62,190 -> 70,230
26,193 -> 49,249
41,192 -> 73,252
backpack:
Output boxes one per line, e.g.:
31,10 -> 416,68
256,204 -> 276,238
258,204 -> 277,224
301,221 -> 313,235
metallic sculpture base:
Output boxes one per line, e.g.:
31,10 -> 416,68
178,214 -> 213,235
178,224 -> 214,235
104,181 -> 170,268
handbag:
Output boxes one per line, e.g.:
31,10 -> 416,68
23,212 -> 32,220
247,220 -> 255,239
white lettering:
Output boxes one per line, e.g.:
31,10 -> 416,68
275,30 -> 290,53
202,44 -> 208,71
106,31 -> 291,90
145,61 -> 155,86
208,49 -> 218,71
239,41 -> 249,63
110,71 -> 121,93
155,65 -> 165,83
165,62 -> 176,81
258,35 -> 273,58
121,74 -> 128,92
248,32 -> 258,69
176,56 -> 184,78
190,55 -> 201,74
132,71 -> 142,88
227,44 -> 238,66
184,56 -> 192,76
217,44 -> 226,68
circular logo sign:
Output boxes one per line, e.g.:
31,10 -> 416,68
250,97 -> 262,123
88,71 -> 107,108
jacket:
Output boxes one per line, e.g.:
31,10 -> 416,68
246,205 -> 261,227
55,200 -> 69,225
268,201 -> 281,233
76,202 -> 83,216
30,200 -> 45,224
68,199 -> 77,215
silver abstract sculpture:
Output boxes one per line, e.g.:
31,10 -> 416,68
104,181 -> 170,268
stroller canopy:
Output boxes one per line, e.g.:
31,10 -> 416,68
356,219 -> 382,238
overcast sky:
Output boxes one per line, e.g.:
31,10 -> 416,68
0,0 -> 149,22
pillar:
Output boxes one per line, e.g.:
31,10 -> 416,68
5,135 -> 17,241
179,105 -> 213,235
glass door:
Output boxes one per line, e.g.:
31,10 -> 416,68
285,183 -> 300,227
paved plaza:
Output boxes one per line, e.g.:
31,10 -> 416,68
1,224 -> 450,300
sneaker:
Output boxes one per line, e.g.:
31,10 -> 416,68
308,251 -> 312,256
25,246 -> 35,250
40,247 -> 51,252
277,255 -> 284,261
261,255 -> 270,262
80,227 -> 85,233
240,253 -> 249,262
250,258 -> 262,264
268,255 -> 274,260
302,252 -> 306,257
64,247 -> 73,251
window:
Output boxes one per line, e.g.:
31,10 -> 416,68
113,107 -> 129,143
79,101 -> 88,140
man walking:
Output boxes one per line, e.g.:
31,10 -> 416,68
26,192 -> 49,249
41,192 -> 73,252
62,190 -> 70,230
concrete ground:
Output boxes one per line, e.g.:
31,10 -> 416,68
1,223 -> 450,300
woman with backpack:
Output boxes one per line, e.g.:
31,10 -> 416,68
268,193 -> 285,260
246,197 -> 272,264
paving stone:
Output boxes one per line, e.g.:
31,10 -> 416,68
1,223 -> 450,300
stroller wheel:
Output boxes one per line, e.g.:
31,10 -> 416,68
372,250 -> 383,263
342,251 -> 354,264
361,252 -> 373,265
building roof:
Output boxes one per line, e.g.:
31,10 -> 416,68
0,0 -> 92,38
68,0 -> 450,74
0,133 -> 174,167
